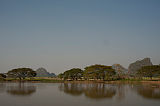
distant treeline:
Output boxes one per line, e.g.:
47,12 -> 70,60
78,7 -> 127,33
0,64 -> 160,81
58,64 -> 160,81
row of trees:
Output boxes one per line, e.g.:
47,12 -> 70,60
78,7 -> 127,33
1,65 -> 160,81
58,65 -> 116,81
58,64 -> 160,81
136,65 -> 160,79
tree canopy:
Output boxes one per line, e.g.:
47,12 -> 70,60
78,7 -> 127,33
0,73 -> 6,79
7,68 -> 36,80
136,65 -> 160,79
84,64 -> 116,80
58,68 -> 83,80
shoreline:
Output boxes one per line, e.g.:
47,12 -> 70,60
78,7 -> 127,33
1,79 -> 160,84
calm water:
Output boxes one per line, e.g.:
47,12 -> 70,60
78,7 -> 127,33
0,82 -> 160,106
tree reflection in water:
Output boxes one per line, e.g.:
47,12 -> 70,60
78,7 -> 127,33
84,83 -> 116,99
0,83 -> 6,94
114,84 -> 125,101
6,83 -> 36,96
133,84 -> 160,99
59,83 -> 83,96
59,83 -> 116,99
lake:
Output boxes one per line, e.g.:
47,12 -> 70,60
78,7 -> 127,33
0,82 -> 160,106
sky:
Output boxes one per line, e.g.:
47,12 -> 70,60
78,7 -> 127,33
0,0 -> 160,74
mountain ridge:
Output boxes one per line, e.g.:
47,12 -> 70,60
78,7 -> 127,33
36,68 -> 56,77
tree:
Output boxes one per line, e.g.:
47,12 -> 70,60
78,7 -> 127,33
84,64 -> 116,80
63,68 -> 83,80
0,73 -> 6,78
0,74 -> 6,80
7,68 -> 36,80
105,68 -> 116,80
58,73 -> 64,80
136,65 -> 160,79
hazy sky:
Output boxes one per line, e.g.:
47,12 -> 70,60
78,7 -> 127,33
0,0 -> 160,74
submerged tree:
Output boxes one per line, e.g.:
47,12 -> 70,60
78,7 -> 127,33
7,68 -> 36,80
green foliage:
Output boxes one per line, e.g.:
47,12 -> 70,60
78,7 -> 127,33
60,68 -> 83,80
84,64 -> 116,80
58,73 -> 64,79
136,65 -> 160,79
7,68 -> 36,80
0,73 -> 6,81
0,73 -> 6,78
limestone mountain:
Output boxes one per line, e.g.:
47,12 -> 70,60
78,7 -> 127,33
128,58 -> 153,76
36,68 -> 56,77
112,64 -> 128,74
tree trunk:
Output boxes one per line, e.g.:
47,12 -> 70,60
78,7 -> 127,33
19,77 -> 21,81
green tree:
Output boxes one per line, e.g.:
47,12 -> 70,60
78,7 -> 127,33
63,68 -> 83,80
136,65 -> 160,79
58,73 -> 64,80
0,73 -> 6,80
7,68 -> 36,80
105,68 -> 116,80
84,64 -> 116,80
0,73 -> 6,78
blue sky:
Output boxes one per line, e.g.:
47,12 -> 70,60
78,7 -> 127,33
0,0 -> 160,74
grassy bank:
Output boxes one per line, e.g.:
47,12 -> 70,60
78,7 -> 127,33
1,78 -> 64,83
1,77 -> 160,83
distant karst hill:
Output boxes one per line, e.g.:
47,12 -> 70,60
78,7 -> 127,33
128,58 -> 153,76
112,64 -> 128,74
36,68 -> 56,77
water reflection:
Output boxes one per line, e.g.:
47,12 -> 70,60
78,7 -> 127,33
133,84 -> 160,99
115,84 -> 126,100
0,83 -> 160,106
84,84 -> 116,99
0,83 -> 6,94
6,83 -> 36,96
1,82 -> 160,101
59,83 -> 83,96
59,83 -> 116,99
